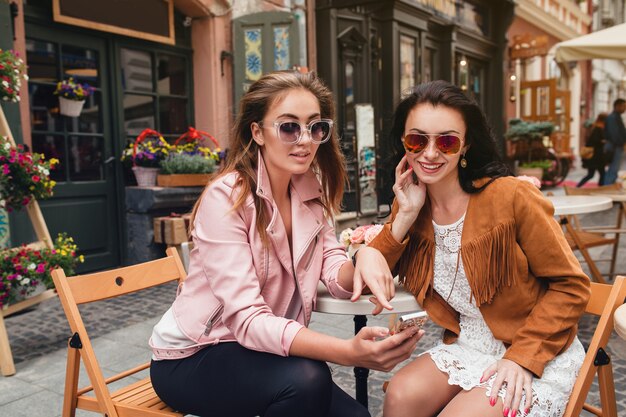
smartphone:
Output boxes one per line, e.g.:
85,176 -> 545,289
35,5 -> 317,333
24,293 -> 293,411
395,311 -> 428,332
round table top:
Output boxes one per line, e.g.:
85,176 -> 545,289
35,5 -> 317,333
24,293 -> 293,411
546,195 -> 613,216
594,191 -> 626,202
615,303 -> 626,341
314,282 -> 420,315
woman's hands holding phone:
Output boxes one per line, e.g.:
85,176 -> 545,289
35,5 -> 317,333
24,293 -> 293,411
348,325 -> 424,372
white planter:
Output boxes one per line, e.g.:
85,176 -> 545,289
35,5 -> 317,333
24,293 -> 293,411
59,97 -> 85,117
132,166 -> 159,187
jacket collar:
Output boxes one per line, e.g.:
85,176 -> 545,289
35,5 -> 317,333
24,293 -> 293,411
254,150 -> 323,202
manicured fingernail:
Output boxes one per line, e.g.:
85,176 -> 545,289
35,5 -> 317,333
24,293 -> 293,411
479,376 -> 484,383
503,408 -> 509,417
512,410 -> 517,417
489,398 -> 496,407
525,408 -> 530,414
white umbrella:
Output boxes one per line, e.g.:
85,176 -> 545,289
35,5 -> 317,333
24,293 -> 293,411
554,23 -> 626,62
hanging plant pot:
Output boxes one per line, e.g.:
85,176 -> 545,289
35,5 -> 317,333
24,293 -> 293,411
59,97 -> 85,117
131,166 -> 159,187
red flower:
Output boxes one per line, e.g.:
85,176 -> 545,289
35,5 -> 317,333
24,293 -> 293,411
32,175 -> 40,182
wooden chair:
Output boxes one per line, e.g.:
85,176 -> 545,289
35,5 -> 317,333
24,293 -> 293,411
563,275 -> 626,417
561,185 -> 626,283
51,247 -> 186,417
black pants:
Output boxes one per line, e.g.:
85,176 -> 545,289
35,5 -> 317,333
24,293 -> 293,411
577,167 -> 605,187
150,343 -> 371,417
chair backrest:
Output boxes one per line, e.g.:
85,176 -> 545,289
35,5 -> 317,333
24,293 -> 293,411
564,184 -> 621,196
51,247 -> 186,417
563,276 -> 626,417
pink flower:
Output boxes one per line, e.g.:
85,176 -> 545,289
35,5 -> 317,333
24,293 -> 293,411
350,225 -> 370,244
2,164 -> 8,175
516,175 -> 541,189
36,263 -> 46,274
32,175 -> 40,182
364,224 -> 384,244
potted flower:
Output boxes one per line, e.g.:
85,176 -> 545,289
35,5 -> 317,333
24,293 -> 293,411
339,224 -> 384,257
0,136 -> 58,212
505,118 -> 555,178
155,127 -> 223,187
157,153 -> 217,187
0,49 -> 28,103
54,77 -> 95,117
120,129 -> 172,187
0,233 -> 83,308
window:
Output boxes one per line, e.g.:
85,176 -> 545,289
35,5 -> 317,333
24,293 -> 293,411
120,47 -> 191,145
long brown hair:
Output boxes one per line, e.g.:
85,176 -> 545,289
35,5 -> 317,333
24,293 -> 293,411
190,70 -> 347,242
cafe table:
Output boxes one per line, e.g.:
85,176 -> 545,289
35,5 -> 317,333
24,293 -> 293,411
314,280 -> 420,409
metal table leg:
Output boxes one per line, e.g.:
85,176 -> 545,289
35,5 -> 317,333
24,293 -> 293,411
353,314 -> 369,408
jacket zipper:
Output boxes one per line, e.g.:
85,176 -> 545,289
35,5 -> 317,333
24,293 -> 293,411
203,304 -> 224,335
301,235 -> 319,271
293,231 -> 321,320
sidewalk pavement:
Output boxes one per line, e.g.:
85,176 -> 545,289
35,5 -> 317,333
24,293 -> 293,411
1,162 -> 625,417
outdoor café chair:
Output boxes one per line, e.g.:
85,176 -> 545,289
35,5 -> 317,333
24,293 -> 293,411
563,275 -> 626,417
51,247 -> 185,417
560,185 -> 626,283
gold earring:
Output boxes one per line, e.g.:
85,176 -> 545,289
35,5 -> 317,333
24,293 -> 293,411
460,156 -> 467,168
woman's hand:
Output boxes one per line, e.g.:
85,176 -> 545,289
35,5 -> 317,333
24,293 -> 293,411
348,325 -> 424,372
481,358 -> 533,417
391,156 -> 426,242
351,246 -> 395,314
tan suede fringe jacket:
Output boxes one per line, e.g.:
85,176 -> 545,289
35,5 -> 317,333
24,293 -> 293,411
368,176 -> 590,377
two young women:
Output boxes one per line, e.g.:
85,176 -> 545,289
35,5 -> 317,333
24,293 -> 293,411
149,70 -> 422,417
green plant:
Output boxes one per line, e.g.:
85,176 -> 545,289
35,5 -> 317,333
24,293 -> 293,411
505,119 -> 555,141
0,233 -> 84,307
0,136 -> 58,212
518,159 -> 554,170
160,153 -> 216,174
0,49 -> 28,103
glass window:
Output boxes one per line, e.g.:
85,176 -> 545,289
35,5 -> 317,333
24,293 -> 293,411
123,94 -> 156,137
29,83 -> 63,132
68,136 -> 104,181
423,48 -> 434,83
65,91 -> 102,134
120,49 -> 153,92
159,97 -> 188,134
62,45 -> 100,88
31,134 -> 67,182
157,54 -> 186,95
400,35 -> 416,94
25,39 -> 58,83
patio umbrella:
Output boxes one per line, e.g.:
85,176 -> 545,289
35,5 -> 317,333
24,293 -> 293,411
554,23 -> 626,62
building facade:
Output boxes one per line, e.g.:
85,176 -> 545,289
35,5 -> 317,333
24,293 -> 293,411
3,0 -> 515,271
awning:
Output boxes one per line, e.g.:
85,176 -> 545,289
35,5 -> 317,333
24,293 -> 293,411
554,23 -> 626,62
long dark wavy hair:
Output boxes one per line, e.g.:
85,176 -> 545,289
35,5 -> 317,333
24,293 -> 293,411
387,80 -> 511,194
190,70 -> 347,242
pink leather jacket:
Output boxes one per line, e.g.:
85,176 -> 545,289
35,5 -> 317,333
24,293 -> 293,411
151,154 -> 352,359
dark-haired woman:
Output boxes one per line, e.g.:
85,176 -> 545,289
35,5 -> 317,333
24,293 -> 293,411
360,80 -> 590,417
148,70 -> 423,417
577,112 -> 608,187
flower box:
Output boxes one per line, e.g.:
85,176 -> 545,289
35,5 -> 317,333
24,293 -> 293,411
153,214 -> 191,245
157,173 -> 213,187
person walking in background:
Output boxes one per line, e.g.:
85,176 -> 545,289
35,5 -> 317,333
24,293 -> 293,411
357,80 -> 590,417
603,98 -> 626,184
577,112 -> 608,187
149,70 -> 423,417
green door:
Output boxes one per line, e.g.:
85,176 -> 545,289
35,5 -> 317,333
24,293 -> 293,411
24,25 -> 120,272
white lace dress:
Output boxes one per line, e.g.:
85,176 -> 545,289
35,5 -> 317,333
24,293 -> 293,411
425,215 -> 585,417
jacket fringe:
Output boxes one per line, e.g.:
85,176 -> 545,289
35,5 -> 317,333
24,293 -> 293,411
397,238 -> 434,299
461,220 -> 517,306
